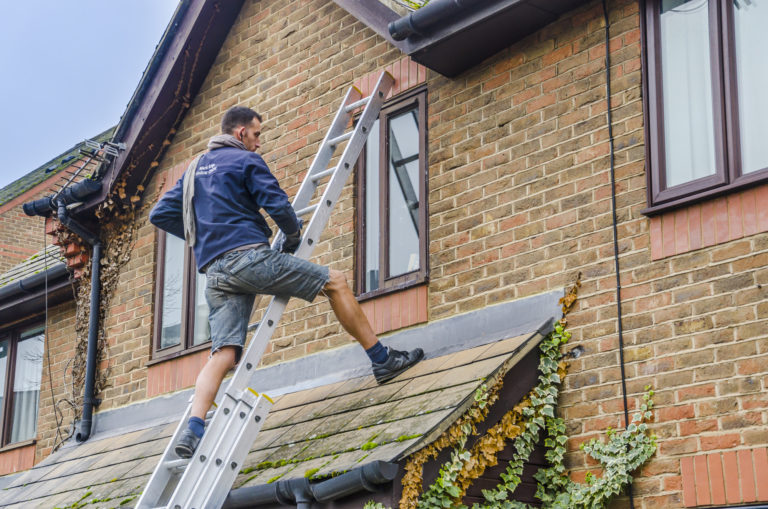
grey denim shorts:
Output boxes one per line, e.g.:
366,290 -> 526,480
204,246 -> 330,360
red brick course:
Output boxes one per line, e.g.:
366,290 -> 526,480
681,448 -> 768,507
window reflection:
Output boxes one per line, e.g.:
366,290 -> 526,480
161,234 -> 184,348
660,0 -> 717,186
388,109 -> 420,277
365,119 -> 381,293
733,0 -> 768,174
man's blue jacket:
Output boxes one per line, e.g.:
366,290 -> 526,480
149,147 -> 299,272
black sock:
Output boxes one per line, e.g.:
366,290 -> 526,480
365,341 -> 389,364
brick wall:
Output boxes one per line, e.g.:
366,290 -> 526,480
34,300 -> 78,464
0,193 -> 52,274
87,0 -> 768,506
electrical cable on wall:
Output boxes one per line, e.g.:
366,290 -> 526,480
601,0 -> 635,507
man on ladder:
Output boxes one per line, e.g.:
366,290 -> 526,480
149,105 -> 424,460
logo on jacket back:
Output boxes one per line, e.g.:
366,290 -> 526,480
197,163 -> 217,176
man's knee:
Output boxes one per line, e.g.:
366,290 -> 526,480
323,269 -> 348,294
210,346 -> 237,369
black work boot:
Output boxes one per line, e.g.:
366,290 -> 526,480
175,429 -> 201,459
372,347 -> 425,384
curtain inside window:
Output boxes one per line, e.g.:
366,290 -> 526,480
660,0 -> 717,187
733,0 -> 768,174
10,327 -> 44,443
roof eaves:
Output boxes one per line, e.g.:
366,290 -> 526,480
331,0 -> 409,50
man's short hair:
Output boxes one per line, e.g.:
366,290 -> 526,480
221,106 -> 262,134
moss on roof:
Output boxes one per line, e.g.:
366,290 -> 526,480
0,127 -> 114,207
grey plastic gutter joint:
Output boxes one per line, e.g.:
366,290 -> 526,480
388,0 -> 473,40
222,461 -> 398,508
55,203 -> 102,443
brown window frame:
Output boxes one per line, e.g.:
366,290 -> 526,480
0,318 -> 44,447
642,0 -> 768,214
355,86 -> 429,300
151,230 -> 210,362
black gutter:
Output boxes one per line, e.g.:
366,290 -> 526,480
222,461 -> 398,508
0,263 -> 69,301
388,0 -> 474,40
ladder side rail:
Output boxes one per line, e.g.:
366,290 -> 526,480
135,402 -> 194,508
294,72 -> 394,264
195,397 -> 272,508
168,393 -> 271,508
288,86 -> 362,213
167,391 -> 240,508
168,296 -> 290,504
228,296 -> 290,391
228,81 -> 388,390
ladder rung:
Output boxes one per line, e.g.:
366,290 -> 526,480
165,458 -> 190,470
327,131 -> 353,147
295,203 -> 318,217
310,167 -> 336,183
344,96 -> 371,113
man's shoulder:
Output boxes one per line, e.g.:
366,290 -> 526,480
208,148 -> 266,168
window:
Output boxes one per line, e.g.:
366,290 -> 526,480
644,0 -> 768,211
0,324 -> 44,446
152,231 -> 210,360
356,87 -> 428,298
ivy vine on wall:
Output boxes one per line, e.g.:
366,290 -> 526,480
367,278 -> 657,508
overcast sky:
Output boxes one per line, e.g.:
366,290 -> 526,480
0,0 -> 179,190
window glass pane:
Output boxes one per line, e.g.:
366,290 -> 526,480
733,0 -> 768,174
364,119 -> 381,292
0,338 -> 8,429
10,327 -> 44,443
660,0 -> 717,187
192,271 -> 210,346
161,234 -> 185,349
388,109 -> 420,278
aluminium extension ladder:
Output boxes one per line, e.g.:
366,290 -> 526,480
135,71 -> 395,509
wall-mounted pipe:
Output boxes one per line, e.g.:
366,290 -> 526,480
55,203 -> 102,443
24,179 -> 103,444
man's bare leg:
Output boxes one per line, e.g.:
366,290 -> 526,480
322,269 -> 423,384
322,269 -> 377,349
190,347 -> 237,420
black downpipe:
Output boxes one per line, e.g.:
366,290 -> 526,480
601,0 -> 634,507
57,203 -> 101,443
